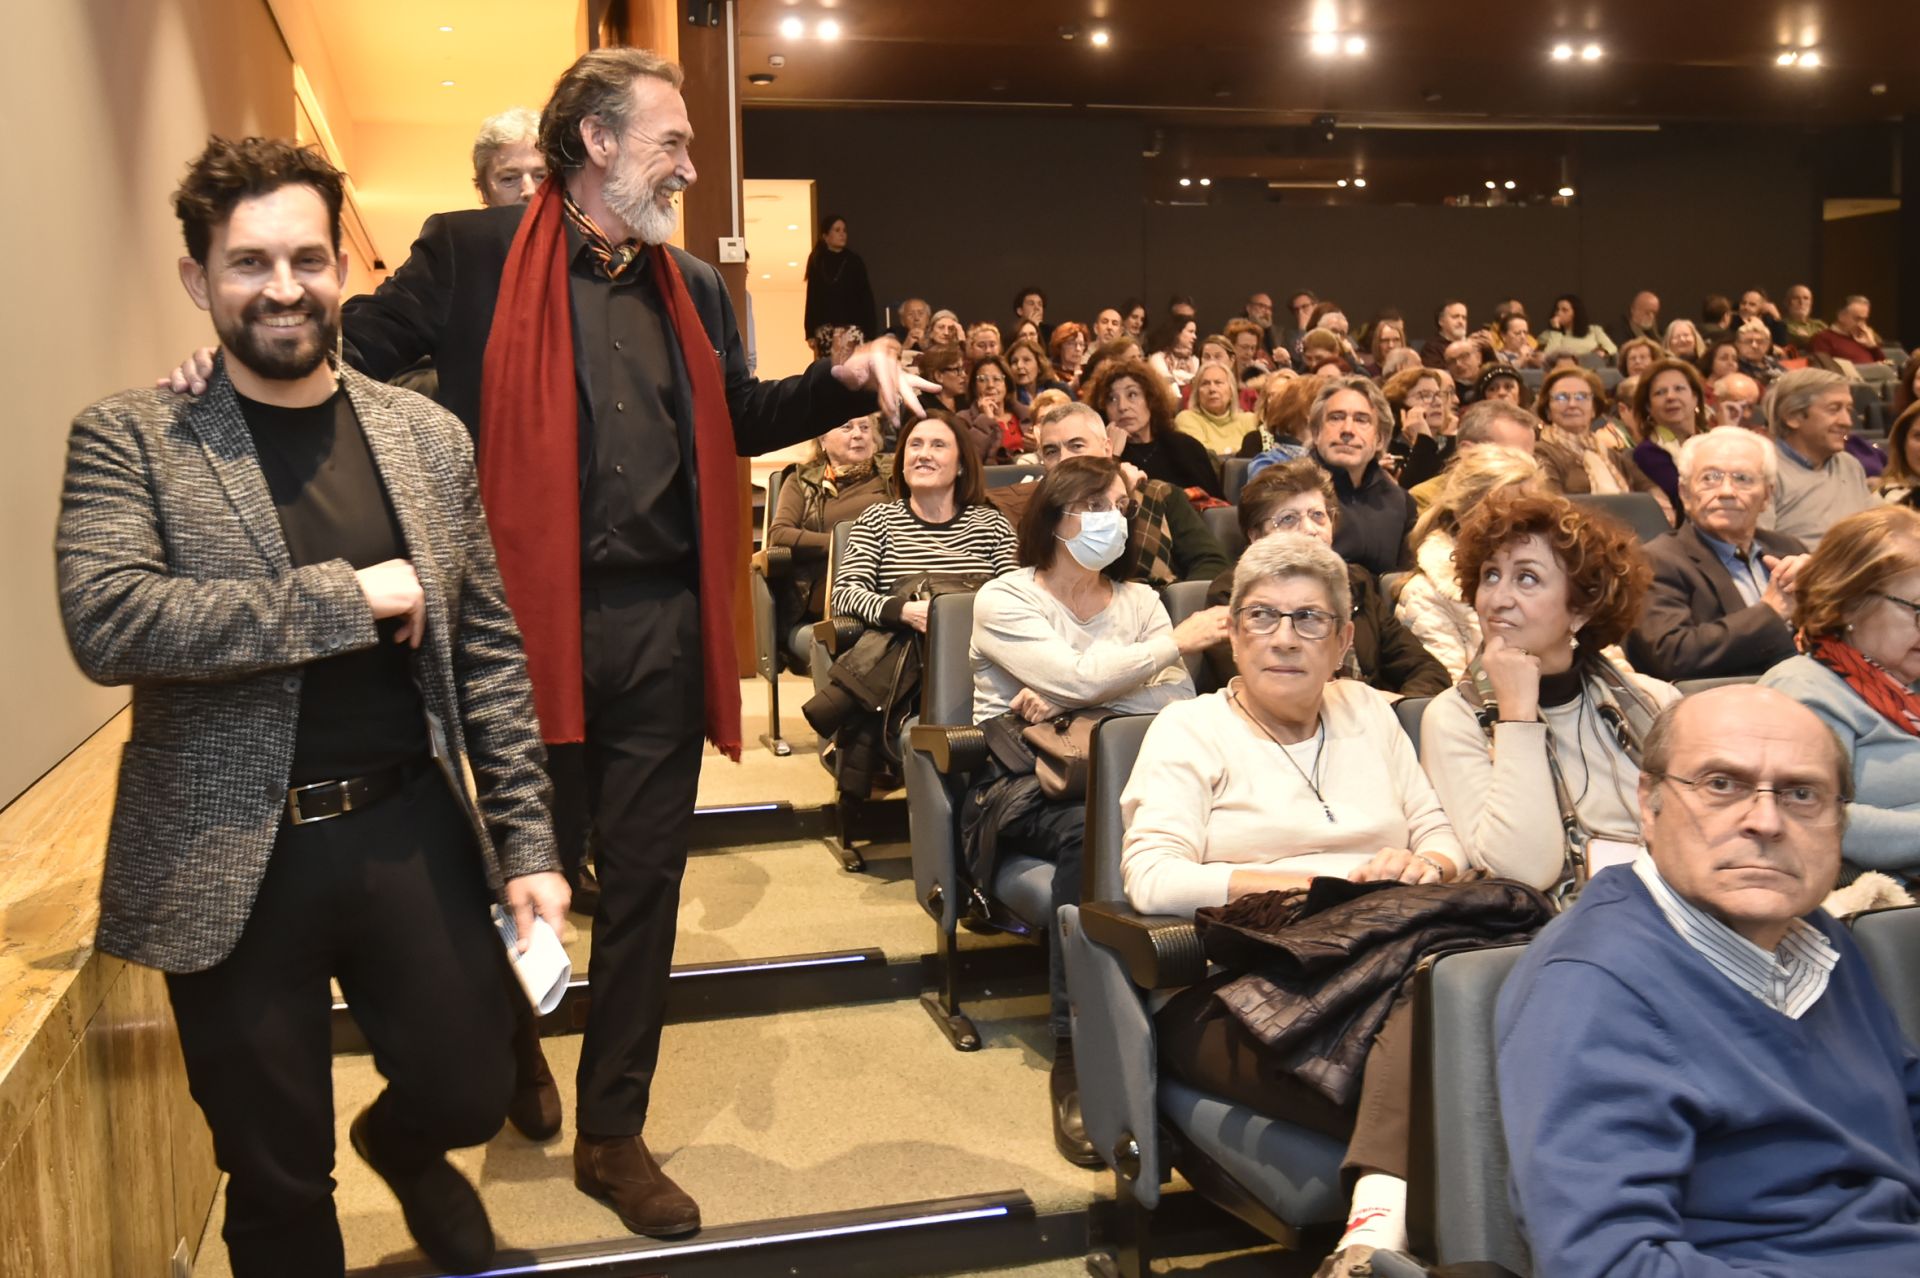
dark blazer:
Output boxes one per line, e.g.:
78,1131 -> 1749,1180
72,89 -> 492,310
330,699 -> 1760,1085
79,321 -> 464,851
55,363 -> 558,973
1319,452 -> 1415,580
341,205 -> 872,465
1205,564 -> 1449,696
1625,525 -> 1806,682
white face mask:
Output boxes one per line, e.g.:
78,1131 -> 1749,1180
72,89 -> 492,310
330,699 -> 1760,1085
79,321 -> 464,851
1057,508 -> 1128,571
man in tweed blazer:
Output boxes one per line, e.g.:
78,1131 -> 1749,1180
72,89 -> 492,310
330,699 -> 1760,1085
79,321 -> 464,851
56,138 -> 566,1277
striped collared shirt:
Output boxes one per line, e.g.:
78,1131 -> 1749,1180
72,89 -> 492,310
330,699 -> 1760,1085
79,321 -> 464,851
1633,852 -> 1839,1020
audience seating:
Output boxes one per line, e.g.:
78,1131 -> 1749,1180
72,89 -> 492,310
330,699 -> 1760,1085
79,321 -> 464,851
1160,580 -> 1217,693
750,463 -> 802,756
905,591 -> 1053,1051
1201,504 -> 1246,562
1568,491 -> 1670,543
1674,675 -> 1758,695
1222,457 -> 1253,505
1850,906 -> 1920,1046
809,520 -> 898,871
1393,696 -> 1432,756
1065,714 -> 1348,1277
985,464 -> 1044,489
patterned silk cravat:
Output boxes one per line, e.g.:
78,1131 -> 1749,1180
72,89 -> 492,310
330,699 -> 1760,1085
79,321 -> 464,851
561,191 -> 643,281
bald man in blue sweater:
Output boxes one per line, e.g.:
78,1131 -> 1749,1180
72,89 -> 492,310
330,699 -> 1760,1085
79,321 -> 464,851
1496,685 -> 1920,1277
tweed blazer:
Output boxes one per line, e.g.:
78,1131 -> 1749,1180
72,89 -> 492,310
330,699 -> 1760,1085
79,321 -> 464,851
55,360 -> 559,974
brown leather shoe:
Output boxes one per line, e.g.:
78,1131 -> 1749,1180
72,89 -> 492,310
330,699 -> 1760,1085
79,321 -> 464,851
574,1133 -> 702,1237
506,1034 -> 563,1141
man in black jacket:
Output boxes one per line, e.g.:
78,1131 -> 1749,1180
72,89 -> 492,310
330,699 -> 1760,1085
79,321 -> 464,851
1626,427 -> 1807,681
1308,376 -> 1415,580
170,49 -> 923,1238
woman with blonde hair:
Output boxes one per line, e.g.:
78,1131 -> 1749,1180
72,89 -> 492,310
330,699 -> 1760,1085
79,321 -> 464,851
1174,362 -> 1255,455
1879,404 -> 1920,509
1393,445 -> 1544,678
1662,318 -> 1705,368
1759,504 -> 1920,881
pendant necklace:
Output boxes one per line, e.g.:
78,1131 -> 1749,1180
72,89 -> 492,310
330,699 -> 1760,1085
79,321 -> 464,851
1231,688 -> 1335,823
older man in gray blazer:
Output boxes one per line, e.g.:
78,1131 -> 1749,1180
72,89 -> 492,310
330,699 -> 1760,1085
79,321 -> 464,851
55,138 -> 566,1278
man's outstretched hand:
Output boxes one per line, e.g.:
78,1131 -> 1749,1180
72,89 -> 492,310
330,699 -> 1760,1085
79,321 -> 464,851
833,336 -> 938,425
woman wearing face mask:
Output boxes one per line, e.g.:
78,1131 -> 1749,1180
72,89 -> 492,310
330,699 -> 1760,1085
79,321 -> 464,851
1421,489 -> 1677,893
969,455 -> 1221,1167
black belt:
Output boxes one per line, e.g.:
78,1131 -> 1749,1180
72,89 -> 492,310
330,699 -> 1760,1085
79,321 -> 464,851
286,758 -> 433,826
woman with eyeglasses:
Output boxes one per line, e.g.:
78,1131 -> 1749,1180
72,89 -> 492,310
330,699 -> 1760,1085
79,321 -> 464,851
1531,365 -> 1647,497
1422,490 -> 1677,893
1759,505 -> 1920,883
1123,532 -> 1467,1271
970,455 -> 1220,1166
1393,445 -> 1546,681
918,344 -> 969,416
960,353 -> 1021,463
1381,366 -> 1457,490
1204,461 -> 1449,696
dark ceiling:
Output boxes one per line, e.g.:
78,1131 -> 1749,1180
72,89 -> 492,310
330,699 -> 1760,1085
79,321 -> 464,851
736,2 -> 1916,205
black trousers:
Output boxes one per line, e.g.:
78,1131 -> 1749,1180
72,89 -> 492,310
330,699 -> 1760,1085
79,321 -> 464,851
167,768 -> 515,1278
572,576 -> 706,1137
1003,796 -> 1086,1040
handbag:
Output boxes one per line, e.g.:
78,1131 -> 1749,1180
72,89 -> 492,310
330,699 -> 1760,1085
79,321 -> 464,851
1020,708 -> 1119,800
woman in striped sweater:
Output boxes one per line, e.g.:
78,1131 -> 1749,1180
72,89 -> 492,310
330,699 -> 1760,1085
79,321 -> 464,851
830,411 -> 1017,630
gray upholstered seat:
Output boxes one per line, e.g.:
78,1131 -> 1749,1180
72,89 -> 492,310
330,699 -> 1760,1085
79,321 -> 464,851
1851,906 -> 1920,1045
1569,491 -> 1670,543
1222,457 -> 1253,505
1201,503 -> 1246,563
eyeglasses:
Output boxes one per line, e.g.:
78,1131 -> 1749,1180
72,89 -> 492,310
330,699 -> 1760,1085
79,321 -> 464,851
1694,468 -> 1762,492
1234,604 -> 1336,640
1064,497 -> 1135,517
1405,391 -> 1443,406
1550,391 -> 1594,405
1649,771 -> 1842,824
1875,592 -> 1920,627
1259,508 -> 1332,535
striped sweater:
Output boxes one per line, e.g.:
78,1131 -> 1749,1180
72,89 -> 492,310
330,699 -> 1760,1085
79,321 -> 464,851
829,498 -> 1017,625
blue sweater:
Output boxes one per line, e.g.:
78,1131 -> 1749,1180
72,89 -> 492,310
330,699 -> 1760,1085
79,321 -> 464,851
1759,654 -> 1920,873
1495,868 -> 1920,1277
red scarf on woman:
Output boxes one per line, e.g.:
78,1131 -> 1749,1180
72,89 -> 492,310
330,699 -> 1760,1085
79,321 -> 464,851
477,177 -> 743,760
1808,634 -> 1920,737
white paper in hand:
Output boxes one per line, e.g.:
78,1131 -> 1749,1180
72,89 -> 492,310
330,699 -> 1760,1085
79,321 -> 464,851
492,906 -> 572,1015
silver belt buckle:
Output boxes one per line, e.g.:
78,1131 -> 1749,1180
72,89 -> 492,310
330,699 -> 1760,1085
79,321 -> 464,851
287,778 -> 351,825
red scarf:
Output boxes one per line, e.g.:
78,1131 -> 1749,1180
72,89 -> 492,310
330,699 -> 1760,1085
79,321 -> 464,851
1808,634 -> 1920,738
478,177 -> 743,760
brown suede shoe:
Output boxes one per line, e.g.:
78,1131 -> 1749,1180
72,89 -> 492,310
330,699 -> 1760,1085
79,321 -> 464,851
574,1133 -> 702,1237
506,1036 -> 563,1141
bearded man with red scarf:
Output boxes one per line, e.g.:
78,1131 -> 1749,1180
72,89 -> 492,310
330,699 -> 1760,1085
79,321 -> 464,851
211,48 -> 927,1236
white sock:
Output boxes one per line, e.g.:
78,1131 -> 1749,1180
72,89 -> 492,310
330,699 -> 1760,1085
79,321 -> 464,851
1336,1172 -> 1408,1253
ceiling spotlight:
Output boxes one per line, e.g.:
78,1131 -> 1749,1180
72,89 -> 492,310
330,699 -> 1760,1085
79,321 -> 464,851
815,17 -> 841,39
1503,179 -> 1517,190
1309,32 -> 1339,56
1798,49 -> 1822,68
1343,35 -> 1367,55
1580,43 -> 1603,61
786,223 -> 798,230
437,24 -> 453,33
1776,50 -> 1799,66
1353,177 -> 1367,188
440,79 -> 456,87
1484,180 -> 1497,190
1557,185 -> 1576,197
1337,178 -> 1349,187
778,15 -> 804,38
1550,42 -> 1574,61
787,260 -> 799,267
1178,177 -> 1192,187
1198,177 -> 1212,187
1089,28 -> 1111,47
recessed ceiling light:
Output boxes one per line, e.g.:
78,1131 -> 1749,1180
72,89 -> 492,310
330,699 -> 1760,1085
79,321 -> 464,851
1353,177 -> 1367,188
1504,180 -> 1517,190
437,24 -> 453,33
761,273 -> 772,280
1580,42 -> 1603,61
787,260 -> 799,267
440,79 -> 456,87
786,223 -> 798,230
1309,32 -> 1339,56
1343,35 -> 1367,55
1550,43 -> 1574,61
1557,185 -> 1576,197
1178,177 -> 1192,187
1336,178 -> 1349,187
778,15 -> 804,38
1798,49 -> 1821,68
1776,50 -> 1799,66
1089,28 -> 1110,47
1198,177 -> 1211,187
1484,180 -> 1497,190
815,18 -> 841,39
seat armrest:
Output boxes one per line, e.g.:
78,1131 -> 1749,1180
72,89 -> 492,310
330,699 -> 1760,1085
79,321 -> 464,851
813,615 -> 865,654
908,722 -> 989,775
1079,900 -> 1207,990
755,544 -> 794,580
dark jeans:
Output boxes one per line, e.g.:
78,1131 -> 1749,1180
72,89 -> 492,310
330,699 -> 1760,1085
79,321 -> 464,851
572,577 -> 706,1137
1156,982 -> 1415,1182
167,768 -> 515,1278
1003,796 -> 1086,1039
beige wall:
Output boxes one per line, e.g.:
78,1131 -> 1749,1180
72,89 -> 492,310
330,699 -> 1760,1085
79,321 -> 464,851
0,0 -> 295,808
352,120 -> 491,270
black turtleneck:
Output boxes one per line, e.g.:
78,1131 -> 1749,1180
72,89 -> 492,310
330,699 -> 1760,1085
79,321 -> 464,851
1538,663 -> 1587,710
